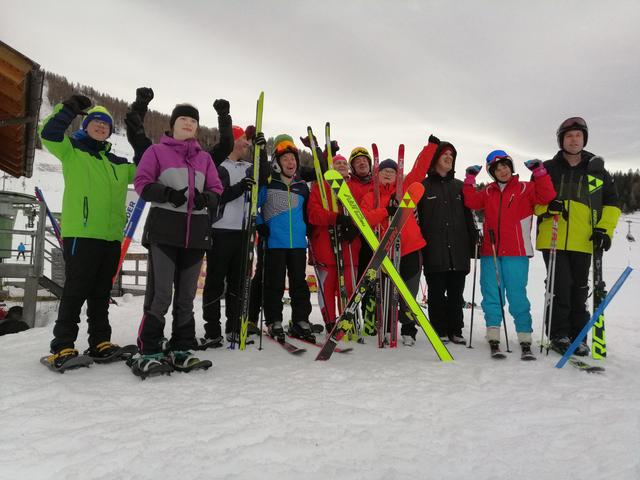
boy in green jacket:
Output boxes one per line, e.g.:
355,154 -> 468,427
39,94 -> 137,368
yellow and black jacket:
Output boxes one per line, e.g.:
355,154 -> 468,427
535,150 -> 620,254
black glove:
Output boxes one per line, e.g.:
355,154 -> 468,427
341,224 -> 360,242
257,223 -> 270,238
465,165 -> 482,177
237,176 -> 256,192
590,228 -> 611,251
335,214 -> 352,226
124,111 -> 145,137
299,134 -> 318,149
245,125 -> 256,141
428,134 -> 440,145
166,186 -> 188,208
547,199 -> 568,220
135,87 -> 154,106
386,205 -> 398,218
213,99 -> 230,116
62,94 -> 92,115
193,189 -> 219,211
329,140 -> 340,154
253,132 -> 266,147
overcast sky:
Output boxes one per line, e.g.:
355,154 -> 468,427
3,0 -> 639,178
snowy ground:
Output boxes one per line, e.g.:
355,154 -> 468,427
1,213 -> 639,480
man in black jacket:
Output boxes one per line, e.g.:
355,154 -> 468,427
418,141 -> 477,344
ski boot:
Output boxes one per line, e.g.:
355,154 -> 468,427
196,336 -> 224,350
520,342 -> 536,361
84,341 -> 138,363
169,351 -> 212,373
489,340 -> 506,359
549,336 -> 571,355
449,334 -> 466,345
247,322 -> 261,336
401,335 -> 416,346
574,341 -> 590,357
128,353 -> 172,379
325,322 -> 336,335
289,321 -> 316,344
268,321 -> 286,343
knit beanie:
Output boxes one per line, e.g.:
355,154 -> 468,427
82,106 -> 113,135
232,125 -> 245,140
379,158 -> 398,171
170,104 -> 199,128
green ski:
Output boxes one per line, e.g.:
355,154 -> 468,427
324,169 -> 454,362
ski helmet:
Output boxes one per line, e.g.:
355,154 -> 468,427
348,147 -> 372,173
271,134 -> 299,175
486,149 -> 514,181
556,116 -> 588,149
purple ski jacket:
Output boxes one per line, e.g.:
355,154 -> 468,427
135,135 -> 223,249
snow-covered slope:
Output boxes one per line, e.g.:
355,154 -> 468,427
0,213 -> 638,480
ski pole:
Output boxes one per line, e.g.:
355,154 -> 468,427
258,238 -> 267,351
541,213 -> 559,354
467,239 -> 479,349
488,230 -> 511,353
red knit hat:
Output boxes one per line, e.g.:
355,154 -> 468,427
232,125 -> 245,140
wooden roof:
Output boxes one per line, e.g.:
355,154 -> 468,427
0,40 -> 44,178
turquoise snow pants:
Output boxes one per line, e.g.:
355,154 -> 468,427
479,256 -> 532,333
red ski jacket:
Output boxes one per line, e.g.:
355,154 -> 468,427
463,174 -> 556,257
361,143 -> 437,257
348,175 -> 373,203
307,179 -> 361,267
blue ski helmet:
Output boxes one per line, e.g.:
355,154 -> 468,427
485,150 -> 514,180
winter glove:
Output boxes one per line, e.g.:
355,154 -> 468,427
237,176 -> 256,192
257,223 -> 270,239
464,165 -> 482,185
590,227 -> 611,251
341,224 -> 360,243
193,189 -> 219,211
134,87 -> 154,106
524,159 -> 547,177
213,99 -> 230,116
253,132 -> 267,147
244,125 -> 256,141
547,199 -> 568,220
62,94 -> 92,115
166,186 -> 188,208
428,134 -> 441,145
386,205 -> 398,218
328,140 -> 340,155
335,214 -> 352,226
299,134 -> 318,149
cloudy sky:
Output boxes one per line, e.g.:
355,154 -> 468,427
3,0 -> 639,178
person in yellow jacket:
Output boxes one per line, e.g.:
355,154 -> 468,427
535,117 -> 620,356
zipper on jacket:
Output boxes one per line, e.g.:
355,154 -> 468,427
496,189 -> 503,253
288,186 -> 293,248
83,196 -> 89,226
564,171 -> 572,250
507,193 -> 515,208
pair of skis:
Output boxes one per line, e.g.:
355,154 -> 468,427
316,172 -> 454,362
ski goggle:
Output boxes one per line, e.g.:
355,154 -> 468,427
558,117 -> 587,131
486,150 -> 512,165
274,140 -> 298,155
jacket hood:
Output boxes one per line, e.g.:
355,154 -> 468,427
428,141 -> 457,179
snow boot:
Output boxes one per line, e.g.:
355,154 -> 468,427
289,321 -> 316,344
84,342 -> 138,363
170,351 -> 212,373
489,340 -> 506,359
196,336 -> 224,350
449,334 -> 466,345
520,342 -> 536,361
247,322 -> 261,336
128,353 -> 172,379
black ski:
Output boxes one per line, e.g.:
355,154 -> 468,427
541,342 -> 605,373
263,329 -> 306,355
287,333 -> 353,354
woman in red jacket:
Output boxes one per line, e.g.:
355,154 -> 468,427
463,150 -> 555,359
307,155 -> 361,333
360,135 -> 439,345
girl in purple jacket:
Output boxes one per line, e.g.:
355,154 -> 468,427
129,103 -> 223,378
